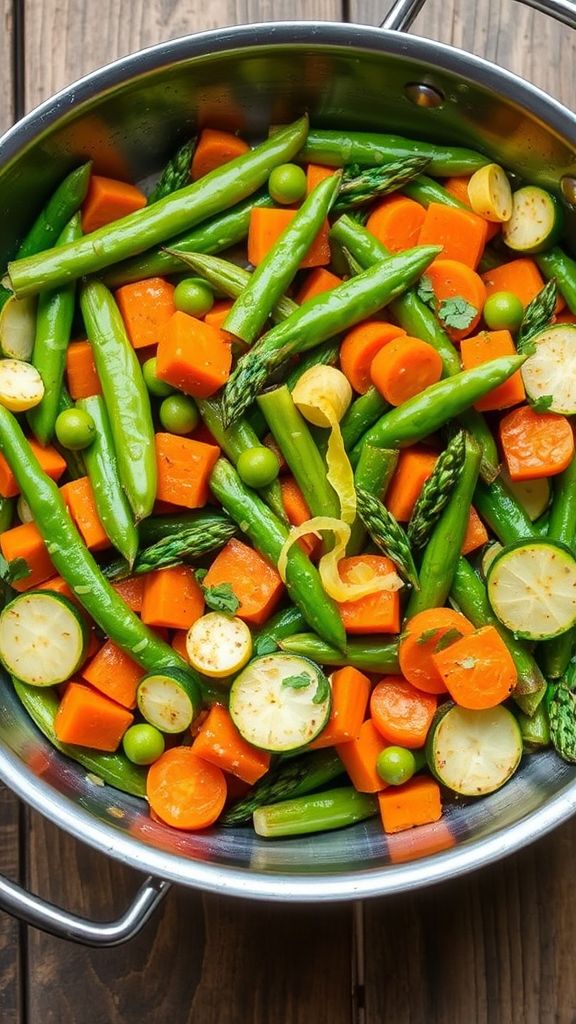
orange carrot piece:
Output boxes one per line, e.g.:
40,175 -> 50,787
366,195 -> 426,253
306,164 -> 335,193
388,817 -> 454,862
554,311 -> 576,324
81,175 -> 146,234
146,746 -> 227,829
499,405 -> 575,480
295,268 -> 342,305
461,506 -> 489,556
115,277 -> 176,350
0,522 -> 54,591
204,300 -> 234,330
339,321 -> 406,394
431,624 -> 517,709
111,576 -> 146,614
482,257 -> 565,312
247,207 -> 330,268
280,477 -> 320,558
385,448 -> 438,522
171,630 -> 189,661
370,335 -> 443,406
399,608 -> 476,695
378,776 -> 442,834
370,677 -> 437,748
82,639 -> 145,710
55,681 -> 134,751
65,340 -> 102,400
60,476 -> 110,551
0,440 -> 66,499
155,432 -> 220,508
337,555 -> 401,635
417,202 -> 488,269
310,666 -> 371,749
460,329 -> 525,411
335,719 -> 388,793
423,259 -> 486,342
156,311 -> 232,398
141,565 -> 205,630
38,575 -> 78,605
442,175 -> 500,242
191,129 -> 250,181
191,704 -> 271,784
202,538 -> 284,627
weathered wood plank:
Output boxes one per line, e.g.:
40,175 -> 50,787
0,785 -> 22,1024
0,0 -> 14,133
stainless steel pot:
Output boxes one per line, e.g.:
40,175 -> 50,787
0,0 -> 575,947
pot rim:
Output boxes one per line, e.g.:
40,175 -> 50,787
1,20 -> 575,898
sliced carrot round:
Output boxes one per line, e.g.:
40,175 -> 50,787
430,624 -> 517,710
424,259 -> 486,341
366,196 -> 426,253
339,321 -> 406,394
399,608 -> 476,694
370,676 -> 437,749
499,405 -> 575,481
370,336 -> 443,407
146,747 -> 227,830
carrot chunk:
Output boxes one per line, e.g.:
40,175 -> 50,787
417,202 -> 488,269
431,624 -> 517,709
60,476 -> 109,551
38,575 -> 78,605
82,639 -> 145,710
155,432 -> 220,508
0,440 -> 66,498
141,564 -> 205,630
339,321 -> 406,394
81,175 -> 146,234
306,164 -> 335,193
171,630 -> 189,662
191,704 -> 270,784
65,340 -> 102,400
337,555 -> 401,635
423,259 -> 486,342
310,666 -> 371,749
115,277 -> 176,349
460,329 -> 525,411
204,300 -> 234,330
378,777 -> 442,834
156,311 -> 232,399
442,175 -> 500,242
295,268 -> 342,305
280,477 -> 320,558
111,576 -> 145,614
55,681 -> 134,751
385,448 -> 437,522
499,405 -> 574,480
370,335 -> 443,406
191,129 -> 250,180
146,747 -> 227,829
335,719 -> 388,793
370,677 -> 437,749
461,506 -> 489,556
399,608 -> 476,695
0,522 -> 54,591
202,538 -> 283,627
481,257 -> 564,312
248,207 -> 330,268
366,195 -> 426,253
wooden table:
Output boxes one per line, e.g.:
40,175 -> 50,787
0,2 -> 575,1020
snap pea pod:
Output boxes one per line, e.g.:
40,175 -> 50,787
13,680 -> 146,798
209,458 -> 346,652
517,701 -> 551,750
341,388 -> 389,451
0,404 -> 187,674
347,447 -> 398,555
8,118 -> 309,297
253,786 -> 378,838
166,250 -> 297,322
473,476 -> 538,547
196,397 -> 286,522
257,385 -> 340,519
405,436 -> 481,618
252,605 -> 308,656
54,387 -> 86,480
102,193 -> 274,288
77,395 -> 138,566
540,453 -> 576,679
221,748 -> 344,826
80,281 -> 156,521
351,357 -> 524,466
298,129 -> 488,177
223,172 -> 342,344
147,138 -> 196,205
403,174 -> 467,209
27,214 -> 82,446
450,556 -> 547,711
536,247 -> 576,314
279,633 -> 401,674
223,245 -> 441,425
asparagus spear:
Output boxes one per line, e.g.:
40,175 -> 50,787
221,749 -> 344,826
355,487 -> 419,588
549,661 -> 576,762
253,787 -> 378,838
102,514 -> 237,580
517,279 -> 558,350
407,431 -> 466,549
333,155 -> 431,212
148,139 -> 196,204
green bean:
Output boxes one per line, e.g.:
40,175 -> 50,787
540,453 -> 576,679
27,215 -> 82,446
77,395 -> 138,566
279,633 -> 400,674
536,247 -> 576,314
8,118 -> 309,297
405,436 -> 481,617
0,497 -> 14,534
253,786 -> 377,837
347,447 -> 398,555
298,129 -> 488,177
80,282 -> 156,521
167,250 -> 298,323
257,386 -> 340,519
102,193 -> 275,288
223,173 -> 341,344
473,477 -> 538,546
517,701 -> 551,750
209,458 -> 346,652
252,605 -> 308,657
341,388 -> 389,451
403,174 -> 467,209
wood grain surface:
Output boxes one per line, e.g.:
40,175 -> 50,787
1,1 -> 575,1021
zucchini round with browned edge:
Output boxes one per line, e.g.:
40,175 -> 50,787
426,703 -> 522,796
0,591 -> 88,685
137,668 -> 202,734
487,539 -> 576,641
502,186 -> 563,254
520,324 -> 576,415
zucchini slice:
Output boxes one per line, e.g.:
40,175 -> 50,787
426,703 -> 522,796
137,668 -> 202,734
0,295 -> 36,361
186,612 -> 252,678
229,653 -> 331,753
480,540 -> 503,580
0,358 -> 44,412
487,539 -> 576,640
502,186 -> 563,254
0,591 -> 87,686
520,324 -> 576,415
499,468 -> 551,522
467,163 -> 512,222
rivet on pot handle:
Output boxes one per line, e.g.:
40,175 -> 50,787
381,0 -> 576,31
0,872 -> 170,946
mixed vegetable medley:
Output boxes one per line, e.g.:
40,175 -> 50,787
0,114 -> 575,843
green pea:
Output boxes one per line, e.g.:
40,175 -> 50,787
376,746 -> 419,786
483,291 -> 524,331
142,357 -> 174,398
174,278 -> 214,318
122,724 -> 165,765
54,408 -> 96,450
159,394 -> 199,435
237,446 -> 281,488
268,163 -> 307,205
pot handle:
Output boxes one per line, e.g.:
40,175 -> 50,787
0,870 -> 169,946
382,0 -> 576,31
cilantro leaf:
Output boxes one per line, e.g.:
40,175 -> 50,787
529,394 -> 554,413
434,628 -> 463,653
312,674 -> 331,705
417,274 -> 436,307
282,672 -> 313,691
1,557 -> 31,586
202,582 -> 240,614
438,296 -> 477,330
194,568 -> 208,584
416,627 -> 441,646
